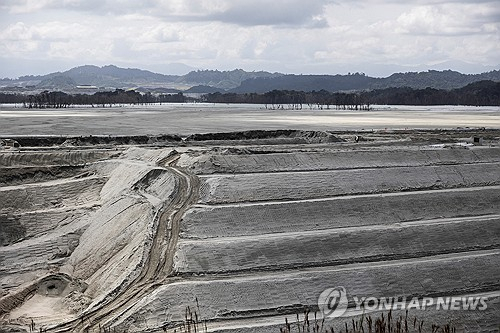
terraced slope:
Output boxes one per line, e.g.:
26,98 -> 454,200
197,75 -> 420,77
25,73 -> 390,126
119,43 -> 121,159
0,150 -> 113,300
0,130 -> 499,332
0,146 -> 185,330
168,142 -> 500,332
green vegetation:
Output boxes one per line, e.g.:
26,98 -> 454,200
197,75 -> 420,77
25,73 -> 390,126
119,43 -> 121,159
164,305 -> 458,333
0,89 -> 188,108
278,309 -> 456,333
232,70 -> 500,93
203,80 -> 500,107
1,80 -> 498,108
1,66 -> 499,93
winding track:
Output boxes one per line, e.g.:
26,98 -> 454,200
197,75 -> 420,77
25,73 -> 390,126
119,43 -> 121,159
48,153 -> 199,332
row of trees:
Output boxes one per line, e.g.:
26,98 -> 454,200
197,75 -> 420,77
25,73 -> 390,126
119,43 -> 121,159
202,90 -> 371,110
0,80 -> 498,108
363,81 -> 500,106
203,80 -> 500,107
0,89 -> 187,108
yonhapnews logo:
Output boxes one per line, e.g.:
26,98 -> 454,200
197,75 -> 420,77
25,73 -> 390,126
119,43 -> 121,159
317,287 -> 349,318
318,287 -> 489,318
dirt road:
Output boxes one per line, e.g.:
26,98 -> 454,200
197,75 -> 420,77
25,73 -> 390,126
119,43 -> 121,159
47,155 -> 199,332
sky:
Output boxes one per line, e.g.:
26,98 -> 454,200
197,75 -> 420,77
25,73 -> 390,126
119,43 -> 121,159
0,0 -> 499,78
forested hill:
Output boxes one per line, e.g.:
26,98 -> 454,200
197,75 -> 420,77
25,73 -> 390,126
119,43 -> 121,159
3,66 -> 499,93
231,70 -> 500,93
12,66 -> 282,90
204,80 -> 500,107
178,69 -> 282,90
18,65 -> 178,87
3,80 -> 498,107
374,70 -> 500,90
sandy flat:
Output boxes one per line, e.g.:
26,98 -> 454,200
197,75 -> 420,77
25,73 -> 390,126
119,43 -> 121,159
1,104 -> 500,136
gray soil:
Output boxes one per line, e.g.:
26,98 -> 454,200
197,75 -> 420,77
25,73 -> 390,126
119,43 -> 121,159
0,127 -> 499,332
1,104 -> 499,136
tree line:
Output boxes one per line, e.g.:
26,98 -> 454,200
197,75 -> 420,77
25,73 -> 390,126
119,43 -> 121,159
0,89 -> 187,108
202,90 -> 371,110
203,80 -> 500,108
0,80 -> 498,108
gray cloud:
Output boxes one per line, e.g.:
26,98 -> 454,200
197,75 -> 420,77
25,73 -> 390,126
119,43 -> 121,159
0,0 -> 498,78
395,2 -> 500,36
1,0 -> 331,28
207,0 -> 329,27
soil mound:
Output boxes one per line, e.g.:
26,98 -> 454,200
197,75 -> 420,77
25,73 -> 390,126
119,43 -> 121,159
5,135 -> 182,147
185,130 -> 343,144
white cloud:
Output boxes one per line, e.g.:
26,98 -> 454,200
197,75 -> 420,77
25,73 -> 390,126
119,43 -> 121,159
1,21 -> 89,42
0,0 -> 498,78
140,25 -> 180,43
395,3 -> 498,35
0,22 -> 39,54
205,0 -> 330,27
1,0 -> 53,14
0,22 -> 33,41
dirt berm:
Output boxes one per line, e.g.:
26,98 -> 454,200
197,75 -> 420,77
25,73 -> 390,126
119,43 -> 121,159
185,129 -> 344,144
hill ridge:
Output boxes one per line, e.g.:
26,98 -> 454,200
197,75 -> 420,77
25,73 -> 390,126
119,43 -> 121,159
2,65 -> 500,93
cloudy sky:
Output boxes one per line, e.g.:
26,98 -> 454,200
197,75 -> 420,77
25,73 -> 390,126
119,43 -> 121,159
0,0 -> 499,78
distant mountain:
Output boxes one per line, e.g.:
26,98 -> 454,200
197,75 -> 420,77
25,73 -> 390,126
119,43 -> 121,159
231,73 -> 376,93
232,70 -> 500,93
425,60 -> 500,74
203,80 -> 500,106
36,75 -> 76,89
178,69 -> 283,90
373,70 -> 500,90
20,65 -> 178,88
184,85 -> 225,93
4,65 -> 500,94
135,87 -> 182,94
363,80 -> 500,106
12,65 -> 282,91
